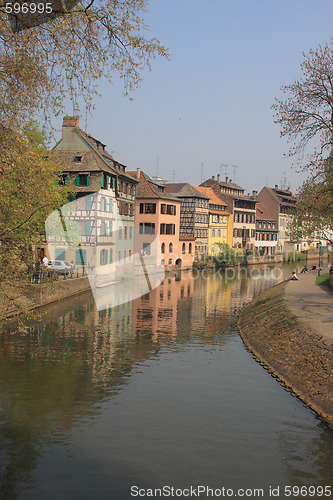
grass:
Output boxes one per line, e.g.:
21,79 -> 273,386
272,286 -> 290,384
315,273 -> 331,288
255,296 -> 271,306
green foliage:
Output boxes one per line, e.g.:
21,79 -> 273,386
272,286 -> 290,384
214,243 -> 238,268
0,122 -> 71,291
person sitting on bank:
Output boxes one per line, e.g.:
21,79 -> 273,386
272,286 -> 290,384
300,265 -> 308,273
286,271 -> 298,281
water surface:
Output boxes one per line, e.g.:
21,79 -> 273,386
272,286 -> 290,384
0,265 -> 332,499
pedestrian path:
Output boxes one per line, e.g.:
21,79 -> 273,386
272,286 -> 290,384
285,268 -> 333,341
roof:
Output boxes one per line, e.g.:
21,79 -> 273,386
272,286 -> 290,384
54,119 -> 136,183
256,202 -> 275,221
164,183 -> 210,199
55,150 -> 115,175
264,186 -> 296,207
127,171 -> 179,201
193,185 -> 229,208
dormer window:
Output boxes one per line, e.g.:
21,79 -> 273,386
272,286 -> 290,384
75,155 -> 82,163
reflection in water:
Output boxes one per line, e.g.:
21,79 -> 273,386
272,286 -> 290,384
0,265 -> 332,499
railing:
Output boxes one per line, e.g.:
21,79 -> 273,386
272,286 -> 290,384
29,266 -> 87,284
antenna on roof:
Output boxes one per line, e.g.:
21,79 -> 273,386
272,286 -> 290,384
220,163 -> 228,179
232,164 -> 238,182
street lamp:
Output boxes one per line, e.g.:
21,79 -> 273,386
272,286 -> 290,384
318,241 -> 322,276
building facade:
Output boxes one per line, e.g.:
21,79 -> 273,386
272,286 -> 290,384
163,183 -> 209,256
255,202 -> 278,255
128,170 -> 194,268
194,186 -> 232,254
50,116 -> 137,283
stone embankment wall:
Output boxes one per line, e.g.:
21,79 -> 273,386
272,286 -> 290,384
0,277 -> 91,320
238,283 -> 333,429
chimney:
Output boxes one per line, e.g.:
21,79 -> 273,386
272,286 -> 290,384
229,179 -> 232,183
252,190 -> 258,198
63,116 -> 80,128
226,176 -> 228,183
275,184 -> 278,190
136,168 -> 141,179
212,175 -> 215,180
217,173 -> 220,183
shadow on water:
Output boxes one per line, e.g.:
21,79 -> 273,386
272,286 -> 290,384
0,265 -> 332,498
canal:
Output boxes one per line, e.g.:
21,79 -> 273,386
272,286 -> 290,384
0,264 -> 332,499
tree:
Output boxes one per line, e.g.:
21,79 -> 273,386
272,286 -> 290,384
0,122 -> 71,317
272,40 -> 333,240
0,0 -> 169,130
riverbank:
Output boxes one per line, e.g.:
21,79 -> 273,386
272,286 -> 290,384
0,276 -> 91,320
238,270 -> 333,429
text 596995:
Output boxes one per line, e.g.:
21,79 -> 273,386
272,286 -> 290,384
5,2 -> 52,14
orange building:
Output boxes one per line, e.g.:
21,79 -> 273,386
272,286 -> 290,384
128,169 -> 194,269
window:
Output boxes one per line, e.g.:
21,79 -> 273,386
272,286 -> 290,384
161,204 -> 166,214
75,174 -> 90,186
166,205 -> 176,215
182,243 -> 186,254
129,227 -> 132,239
102,173 -> 109,189
75,155 -> 82,163
76,248 -> 86,265
109,249 -> 113,263
85,221 -> 91,236
86,196 -> 92,211
160,223 -> 165,235
109,199 -> 113,212
100,221 -> 107,236
55,248 -> 65,260
124,226 -> 128,239
161,243 -> 165,254
144,203 -> 156,214
140,223 -> 155,235
189,243 -> 192,254
58,174 -> 69,186
109,222 -> 113,236
169,242 -> 173,253
100,249 -> 107,265
165,224 -> 175,235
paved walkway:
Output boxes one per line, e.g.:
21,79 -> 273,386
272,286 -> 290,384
285,268 -> 333,340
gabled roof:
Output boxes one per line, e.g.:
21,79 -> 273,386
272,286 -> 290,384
54,117 -> 136,183
262,186 -> 296,207
164,183 -> 210,199
127,170 -> 179,201
55,150 -> 115,175
256,202 -> 275,221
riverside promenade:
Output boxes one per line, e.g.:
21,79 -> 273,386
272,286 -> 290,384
285,269 -> 333,341
238,267 -> 333,429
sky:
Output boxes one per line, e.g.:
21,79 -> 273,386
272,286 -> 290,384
54,0 -> 333,195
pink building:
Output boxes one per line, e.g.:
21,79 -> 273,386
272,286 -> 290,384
128,170 -> 194,269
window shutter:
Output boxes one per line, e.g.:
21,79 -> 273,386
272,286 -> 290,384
87,175 -> 90,186
75,176 -> 79,186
